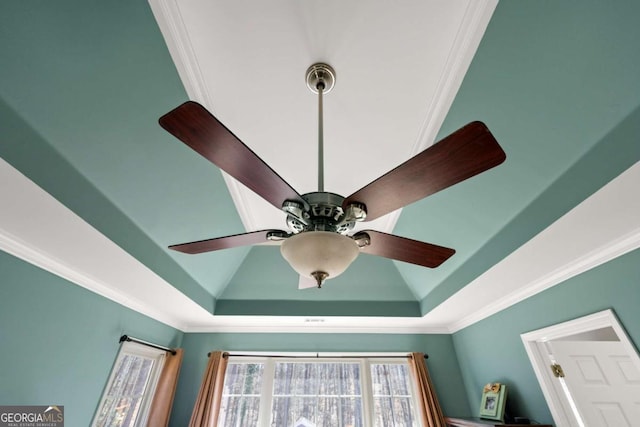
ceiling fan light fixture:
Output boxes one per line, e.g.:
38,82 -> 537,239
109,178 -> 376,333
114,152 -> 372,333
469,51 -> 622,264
281,231 -> 359,286
161,62 -> 504,291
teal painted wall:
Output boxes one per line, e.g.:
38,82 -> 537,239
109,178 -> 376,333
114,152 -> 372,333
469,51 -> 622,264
452,248 -> 640,425
0,97 -> 216,313
0,250 -> 183,425
170,332 -> 470,426
3,242 -> 638,426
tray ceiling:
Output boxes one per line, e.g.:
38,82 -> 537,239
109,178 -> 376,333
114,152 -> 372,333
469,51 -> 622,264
0,0 -> 639,331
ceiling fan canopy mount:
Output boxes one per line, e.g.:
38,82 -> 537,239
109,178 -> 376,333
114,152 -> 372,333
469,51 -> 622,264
305,63 -> 336,94
160,62 -> 506,289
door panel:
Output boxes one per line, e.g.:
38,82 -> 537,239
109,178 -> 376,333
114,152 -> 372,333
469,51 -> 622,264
550,341 -> 640,427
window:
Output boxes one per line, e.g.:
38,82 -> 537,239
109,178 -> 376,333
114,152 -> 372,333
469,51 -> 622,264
218,357 -> 420,427
92,341 -> 166,427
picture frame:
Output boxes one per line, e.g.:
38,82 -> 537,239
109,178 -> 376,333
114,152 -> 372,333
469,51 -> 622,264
479,383 -> 507,421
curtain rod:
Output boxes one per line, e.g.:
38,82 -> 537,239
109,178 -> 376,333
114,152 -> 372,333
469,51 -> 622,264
208,352 -> 428,359
119,334 -> 176,355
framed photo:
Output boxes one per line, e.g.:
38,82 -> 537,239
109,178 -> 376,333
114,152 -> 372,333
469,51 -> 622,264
479,383 -> 507,421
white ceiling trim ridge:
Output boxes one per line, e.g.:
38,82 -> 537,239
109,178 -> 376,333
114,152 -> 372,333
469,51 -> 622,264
0,227 -> 186,331
435,161 -> 640,333
411,0 -> 498,156
0,158 -> 215,332
148,0 -> 288,233
184,320 -> 452,335
3,154 -> 636,335
0,157 -> 455,335
446,229 -> 640,333
373,0 -> 498,236
148,0 -> 213,107
377,0 -> 497,236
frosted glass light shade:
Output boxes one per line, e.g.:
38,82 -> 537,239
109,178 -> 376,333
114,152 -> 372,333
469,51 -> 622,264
280,231 -> 359,279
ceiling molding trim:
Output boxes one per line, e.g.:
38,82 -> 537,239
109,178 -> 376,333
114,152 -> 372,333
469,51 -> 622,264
0,228 -> 188,331
411,0 -> 498,156
149,0 -> 274,232
371,210 -> 403,237
221,172 -> 262,231
446,228 -> 640,334
183,322 -> 452,335
148,0 -> 212,106
382,0 -> 497,234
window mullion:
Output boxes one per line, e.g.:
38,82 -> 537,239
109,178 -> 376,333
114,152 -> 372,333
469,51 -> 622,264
361,358 -> 374,427
257,358 -> 275,427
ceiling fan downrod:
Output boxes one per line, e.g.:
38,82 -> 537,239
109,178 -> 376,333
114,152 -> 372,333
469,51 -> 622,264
306,63 -> 335,193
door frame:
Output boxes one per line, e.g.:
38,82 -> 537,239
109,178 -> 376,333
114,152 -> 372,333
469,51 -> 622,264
520,309 -> 640,427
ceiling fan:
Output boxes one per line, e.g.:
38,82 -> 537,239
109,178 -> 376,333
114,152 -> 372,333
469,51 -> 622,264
160,63 -> 506,288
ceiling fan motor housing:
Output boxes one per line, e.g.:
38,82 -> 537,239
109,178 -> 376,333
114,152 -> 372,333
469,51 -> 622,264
161,60 -> 501,287
283,192 -> 366,235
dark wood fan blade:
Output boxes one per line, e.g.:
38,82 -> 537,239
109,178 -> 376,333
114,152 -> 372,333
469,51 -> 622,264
169,230 -> 282,254
355,230 -> 455,268
344,121 -> 505,221
160,101 -> 306,210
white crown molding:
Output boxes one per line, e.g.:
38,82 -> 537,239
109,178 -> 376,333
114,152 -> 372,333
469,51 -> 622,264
183,320 -> 452,335
149,0 -> 276,232
0,226 -> 189,332
379,0 -> 498,234
436,161 -> 640,333
0,158 -> 222,333
221,172 -> 262,231
411,0 -> 498,155
148,0 -> 211,106
446,229 -> 640,333
3,155 -> 637,335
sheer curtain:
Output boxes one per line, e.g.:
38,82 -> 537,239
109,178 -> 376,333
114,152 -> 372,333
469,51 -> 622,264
147,348 -> 184,427
408,352 -> 447,427
189,351 -> 229,427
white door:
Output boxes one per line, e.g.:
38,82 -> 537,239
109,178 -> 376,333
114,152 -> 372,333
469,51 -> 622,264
549,340 -> 640,427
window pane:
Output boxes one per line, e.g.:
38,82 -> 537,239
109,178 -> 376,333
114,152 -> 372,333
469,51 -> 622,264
341,363 -> 361,395
218,363 -> 264,427
224,363 -> 264,395
218,396 -> 261,426
370,363 -> 418,427
371,364 -> 391,396
317,364 -> 339,396
95,354 -> 154,427
273,362 -> 293,395
315,396 -> 339,426
389,365 -> 411,395
341,397 -> 363,427
271,362 -> 363,427
373,397 -> 394,426
292,363 -> 317,395
392,397 -> 417,425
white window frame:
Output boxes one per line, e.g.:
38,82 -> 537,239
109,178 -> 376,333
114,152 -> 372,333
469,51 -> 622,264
91,341 -> 166,427
221,355 -> 422,427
